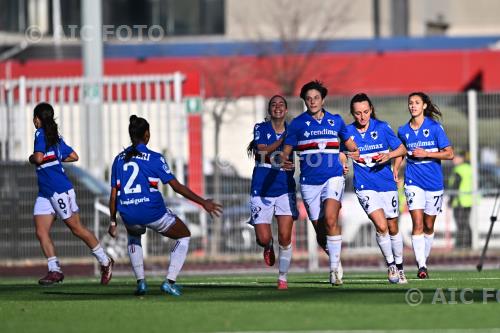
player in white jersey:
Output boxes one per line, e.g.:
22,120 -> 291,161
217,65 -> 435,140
394,92 -> 454,279
29,102 -> 113,286
247,95 -> 298,290
108,115 -> 222,296
345,93 -> 408,284
282,81 -> 359,286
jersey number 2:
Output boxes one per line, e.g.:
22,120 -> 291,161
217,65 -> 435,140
123,161 -> 142,194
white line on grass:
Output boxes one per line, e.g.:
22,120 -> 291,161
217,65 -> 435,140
184,277 -> 500,286
213,329 -> 500,333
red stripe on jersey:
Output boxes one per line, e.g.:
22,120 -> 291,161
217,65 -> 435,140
297,141 -> 339,151
149,181 -> 158,188
42,155 -> 57,163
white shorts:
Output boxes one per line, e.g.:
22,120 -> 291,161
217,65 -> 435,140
34,189 -> 79,220
249,193 -> 298,225
300,176 -> 345,221
355,190 -> 399,219
125,208 -> 177,235
404,185 -> 444,216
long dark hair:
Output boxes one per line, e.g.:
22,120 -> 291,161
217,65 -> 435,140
350,93 -> 377,119
246,95 -> 288,158
125,115 -> 149,162
408,92 -> 442,120
34,102 -> 59,148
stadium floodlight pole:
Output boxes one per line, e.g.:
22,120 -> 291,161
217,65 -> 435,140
477,191 -> 500,272
468,89 -> 479,249
81,0 -> 104,180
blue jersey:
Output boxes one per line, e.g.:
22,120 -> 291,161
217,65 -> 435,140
398,117 -> 451,191
111,144 -> 175,225
285,110 -> 349,185
250,121 -> 296,197
33,128 -> 74,198
346,119 -> 402,192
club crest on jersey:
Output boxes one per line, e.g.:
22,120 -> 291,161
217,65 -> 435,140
267,133 -> 271,140
305,121 -> 311,126
304,131 -> 310,138
328,119 -> 335,126
423,129 -> 430,137
370,131 -> 378,140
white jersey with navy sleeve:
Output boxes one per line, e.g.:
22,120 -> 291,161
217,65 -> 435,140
346,119 -> 402,192
250,121 -> 296,197
285,110 -> 349,185
398,117 -> 451,191
33,128 -> 74,198
111,144 -> 175,225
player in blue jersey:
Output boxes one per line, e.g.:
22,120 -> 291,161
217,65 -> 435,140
281,81 -> 359,286
29,102 -> 113,286
108,115 -> 222,296
247,95 -> 298,290
345,93 -> 408,284
394,92 -> 454,279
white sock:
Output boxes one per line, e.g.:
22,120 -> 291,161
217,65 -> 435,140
47,256 -> 62,273
91,244 -> 110,266
167,237 -> 190,282
412,234 -> 426,268
278,244 -> 292,281
424,233 -> 435,259
326,235 -> 342,271
128,235 -> 145,281
390,232 -> 404,265
376,232 -> 394,265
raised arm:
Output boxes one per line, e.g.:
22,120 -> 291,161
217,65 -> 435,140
168,178 -> 223,217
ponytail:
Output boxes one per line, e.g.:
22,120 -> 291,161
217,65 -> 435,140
125,115 -> 149,162
33,102 -> 59,148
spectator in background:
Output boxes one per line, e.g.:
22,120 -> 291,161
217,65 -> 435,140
448,148 -> 473,249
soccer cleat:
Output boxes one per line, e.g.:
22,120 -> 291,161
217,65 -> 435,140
38,271 -> 64,286
417,266 -> 428,279
263,245 -> 275,266
100,257 -> 114,285
387,264 -> 400,284
277,279 -> 288,290
398,270 -> 408,284
135,279 -> 148,296
329,270 -> 343,286
160,280 -> 182,296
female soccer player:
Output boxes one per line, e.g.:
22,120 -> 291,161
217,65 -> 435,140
108,115 -> 222,296
29,102 -> 113,286
394,92 -> 454,279
247,95 -> 298,290
345,93 -> 407,284
282,81 -> 359,286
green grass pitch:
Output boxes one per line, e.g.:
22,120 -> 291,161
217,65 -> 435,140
2,270 -> 500,333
